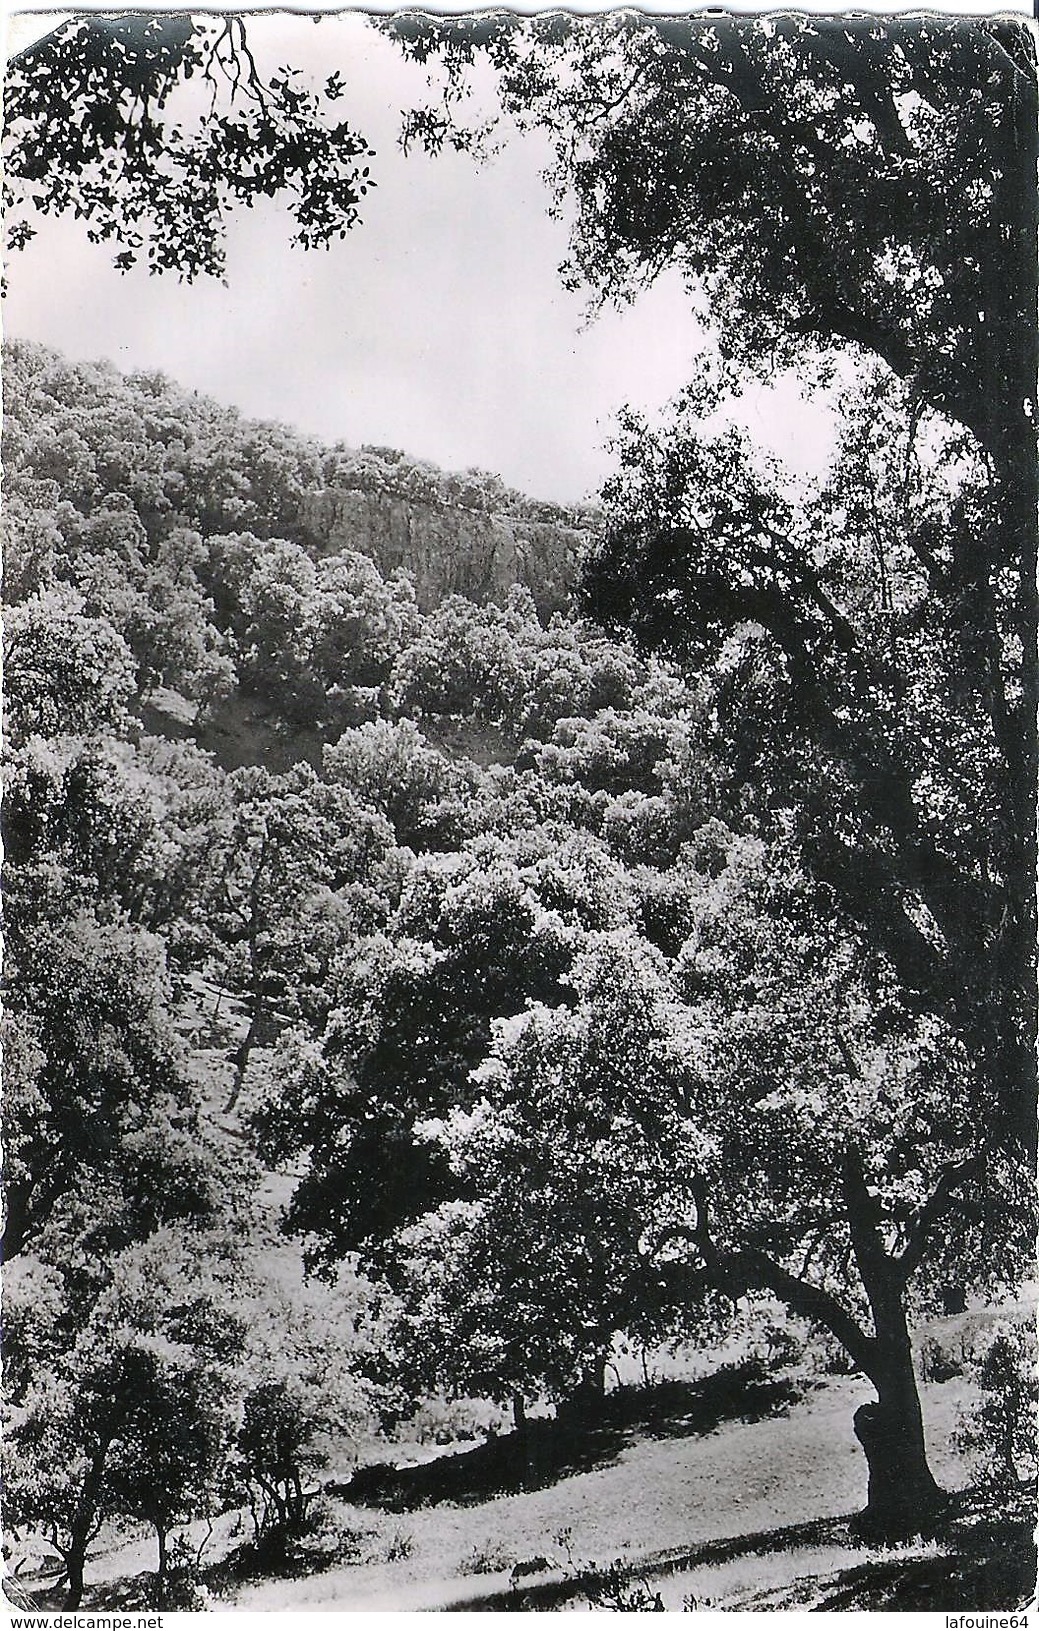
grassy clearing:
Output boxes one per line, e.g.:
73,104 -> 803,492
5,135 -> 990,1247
217,1371 -> 1033,1613
16,1363 -> 1033,1613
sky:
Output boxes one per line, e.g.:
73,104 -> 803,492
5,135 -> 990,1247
0,11 -> 848,504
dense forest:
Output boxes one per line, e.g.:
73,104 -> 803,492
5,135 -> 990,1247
0,337 -> 723,1603
3,9 -> 1037,1615
4,331 -> 1035,1610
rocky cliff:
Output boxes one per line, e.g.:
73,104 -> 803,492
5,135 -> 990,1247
298,487 -> 590,615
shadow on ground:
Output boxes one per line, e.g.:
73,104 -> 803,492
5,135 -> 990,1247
447,1494 -> 1038,1614
336,1366 -> 800,1513
805,1503 -> 1038,1613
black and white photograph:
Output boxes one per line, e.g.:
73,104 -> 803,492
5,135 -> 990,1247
2,4 -> 1037,1614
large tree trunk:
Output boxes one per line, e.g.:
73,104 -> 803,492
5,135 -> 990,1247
751,1250 -> 947,1535
853,1328 -> 945,1533
842,1149 -> 947,1533
736,1152 -> 951,1536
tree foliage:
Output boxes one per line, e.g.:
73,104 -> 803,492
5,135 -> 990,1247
379,933 -> 720,1409
953,1318 -> 1039,1495
389,11 -> 1037,1149
4,1232 -> 246,1607
378,13 -> 1037,1524
4,15 -> 375,277
2,912 -> 228,1266
586,369 -> 1036,1163
256,850 -> 578,1267
393,14 -> 1036,485
3,587 -> 137,743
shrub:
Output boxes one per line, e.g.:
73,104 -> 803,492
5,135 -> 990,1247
399,1394 -> 504,1447
583,1563 -> 667,1612
345,1460 -> 400,1505
458,1541 -> 516,1576
144,1534 -> 212,1611
284,1498 -> 370,1571
235,1378 -> 328,1544
917,1333 -> 965,1385
239,1496 -> 369,1578
382,1527 -> 414,1563
954,1318 -> 1038,1493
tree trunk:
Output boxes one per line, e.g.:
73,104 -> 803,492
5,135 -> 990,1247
209,983 -> 225,1038
225,1000 -> 259,1111
511,1392 -> 536,1487
155,1526 -> 168,1606
65,1539 -> 87,1612
853,1341 -> 945,1534
65,1442 -> 109,1609
224,835 -> 270,1113
586,1355 -> 607,1397
842,1148 -> 947,1534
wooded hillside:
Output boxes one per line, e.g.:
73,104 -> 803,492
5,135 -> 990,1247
4,11 -> 1036,1598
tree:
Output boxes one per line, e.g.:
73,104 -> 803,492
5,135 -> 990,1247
2,587 -> 137,744
2,911 -> 227,1266
519,706 -> 696,803
228,1258 -> 391,1552
1,1255 -> 67,1406
391,877 -> 1026,1530
393,14 -> 1035,494
390,14 -> 1037,1163
101,1256 -> 245,1607
2,734 -> 207,940
388,25 -> 1038,1526
378,932 -> 718,1421
2,1368 -> 113,1608
126,530 -> 235,709
663,830 -> 1029,1530
585,374 -> 1035,1182
390,593 -> 525,729
233,538 -> 321,711
230,541 -> 415,727
4,15 -> 376,278
3,1231 -> 245,1608
191,762 -> 400,1107
256,850 -> 578,1270
323,718 -> 482,852
233,1379 -> 327,1549
311,550 -> 418,698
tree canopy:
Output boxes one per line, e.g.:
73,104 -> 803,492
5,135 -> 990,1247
379,11 -> 1037,1526
4,15 -> 374,277
392,15 -> 1036,483
389,11 -> 1037,1152
586,369 -> 1036,1164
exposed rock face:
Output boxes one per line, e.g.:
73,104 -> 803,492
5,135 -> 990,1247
299,488 -> 586,614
